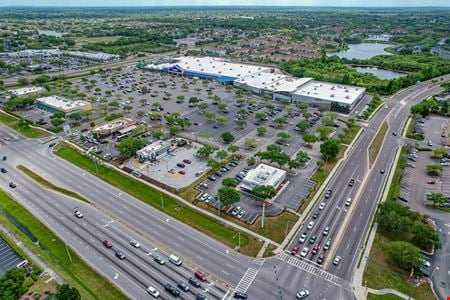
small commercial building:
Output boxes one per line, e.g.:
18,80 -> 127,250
136,140 -> 171,163
240,164 -> 286,191
9,86 -> 45,98
36,96 -> 92,115
93,118 -> 136,138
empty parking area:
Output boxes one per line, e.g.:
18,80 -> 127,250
0,238 -> 24,276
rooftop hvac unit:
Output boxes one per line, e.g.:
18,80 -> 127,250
346,95 -> 350,99
331,94 -> 335,97
218,71 -> 222,74
345,89 -> 349,92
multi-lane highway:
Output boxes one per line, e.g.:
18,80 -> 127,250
0,75 -> 448,299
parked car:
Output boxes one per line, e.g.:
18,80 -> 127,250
300,247 -> 309,257
299,232 -> 307,243
178,170 -> 186,175
291,245 -> 300,255
177,162 -> 185,168
1,167 -> 8,173
233,291 -> 248,299
398,195 -> 408,202
183,159 -> 191,164
296,289 -> 309,299
427,180 -> 436,184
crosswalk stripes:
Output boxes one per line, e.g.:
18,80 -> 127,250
276,252 -> 344,286
234,267 -> 259,293
252,258 -> 264,266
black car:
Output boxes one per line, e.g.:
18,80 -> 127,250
309,235 -> 317,244
8,182 -> 16,188
317,254 -> 324,265
2,156 -> 6,161
1,167 -> 7,173
348,179 -> 355,187
177,163 -> 186,168
164,283 -> 180,297
324,189 -> 332,199
215,172 -> 223,178
233,292 -> 248,299
398,195 -> 408,202
312,211 -> 319,219
189,277 -> 201,287
196,294 -> 208,300
48,143 -> 56,147
177,281 -> 190,292
392,132 -> 397,136
115,250 -> 126,260
153,255 -> 165,265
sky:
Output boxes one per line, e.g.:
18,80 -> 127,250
1,0 -> 449,7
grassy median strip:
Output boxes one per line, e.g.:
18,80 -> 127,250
55,144 -> 262,256
0,111 -> 51,138
0,189 -> 127,300
369,121 -> 389,168
17,165 -> 90,204
367,293 -> 404,300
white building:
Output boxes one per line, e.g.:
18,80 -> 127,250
9,86 -> 45,98
136,141 -> 171,163
147,56 -> 365,111
36,96 -> 92,114
93,118 -> 136,138
0,49 -> 119,62
241,164 -> 286,192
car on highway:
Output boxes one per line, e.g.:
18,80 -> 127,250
300,247 -> 309,257
153,255 -> 165,265
196,294 -> 208,300
296,289 -> 309,299
189,277 -> 201,287
1,167 -> 7,173
333,255 -> 341,266
312,211 -> 319,219
299,232 -> 307,243
318,202 -> 326,210
311,244 -> 320,255
73,210 -> 83,218
169,254 -> 182,266
323,226 -> 330,236
324,189 -> 332,199
324,239 -> 331,251
345,197 -> 352,206
392,132 -> 397,136
291,245 -> 300,255
130,239 -> 141,248
195,271 -> 207,281
233,291 -> 248,299
147,286 -> 160,298
178,281 -> 190,292
115,250 -> 126,260
317,254 -> 324,265
380,169 -> 385,174
164,283 -> 180,297
307,221 -> 315,230
348,178 -> 355,187
8,182 -> 16,188
102,240 -> 112,248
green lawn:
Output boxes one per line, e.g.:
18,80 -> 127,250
55,144 -> 262,256
367,293 -> 404,300
0,189 -> 127,300
386,147 -> 407,202
0,111 -> 51,138
363,233 -> 435,300
369,121 -> 388,167
251,211 -> 299,244
17,164 -> 90,203
262,244 -> 277,258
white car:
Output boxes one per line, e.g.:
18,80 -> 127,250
299,232 -> 307,243
130,239 -> 141,248
318,202 -> 326,210
421,259 -> 431,268
200,193 -> 209,201
147,286 -> 160,298
333,255 -> 342,266
345,197 -> 352,206
74,210 -> 83,218
296,289 -> 309,299
307,221 -> 315,230
300,247 -> 309,258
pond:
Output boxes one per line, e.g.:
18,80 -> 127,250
327,43 -> 395,60
354,66 -> 407,80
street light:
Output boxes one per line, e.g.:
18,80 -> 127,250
430,266 -> 439,280
233,231 -> 241,251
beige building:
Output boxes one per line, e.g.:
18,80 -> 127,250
93,118 -> 136,138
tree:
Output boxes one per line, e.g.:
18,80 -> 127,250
198,102 -> 209,112
222,177 -> 237,187
152,129 -> 164,140
220,131 -> 235,144
215,150 -> 229,161
288,159 -> 299,169
197,145 -> 214,159
296,120 -> 311,133
386,241 -> 422,270
411,222 -> 441,250
217,186 -> 240,206
277,131 -> 291,141
321,116 -> 335,127
169,125 -> 180,136
317,126 -> 334,140
235,119 -> 247,128
17,77 -> 29,86
247,157 -> 256,166
117,137 -> 146,159
318,106 -> 326,113
244,137 -> 257,149
296,151 -> 310,164
302,111 -> 312,119
207,159 -> 221,169
256,126 -> 267,136
205,112 -> 216,122
303,133 -> 318,145
297,102 -> 308,111
255,112 -> 267,121
432,148 -> 447,158
426,163 -> 443,176
427,192 -> 448,205
32,75 -> 50,86
227,145 -> 240,153
252,185 -> 277,199
176,95 -> 185,103
51,118 -> 65,127
274,117 -> 286,127
216,115 -> 228,125
55,284 -> 81,300
0,267 -> 27,300
320,139 -> 340,161
316,160 -> 324,169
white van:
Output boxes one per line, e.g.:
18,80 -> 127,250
169,254 -> 182,266
345,197 -> 352,206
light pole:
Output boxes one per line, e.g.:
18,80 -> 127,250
233,232 -> 241,251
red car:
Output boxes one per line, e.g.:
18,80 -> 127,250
102,240 -> 112,248
427,180 -> 436,184
311,244 -> 320,255
183,159 -> 192,164
178,170 -> 186,175
291,245 -> 299,255
195,271 -> 207,282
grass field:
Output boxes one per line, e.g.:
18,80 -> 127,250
262,244 -> 277,258
369,121 -> 388,167
0,111 -> 51,138
363,233 -> 435,300
0,189 -> 127,300
386,147 -> 406,202
55,144 -> 263,256
367,293 -> 404,300
17,164 -> 90,203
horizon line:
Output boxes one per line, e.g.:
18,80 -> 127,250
1,5 -> 450,8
